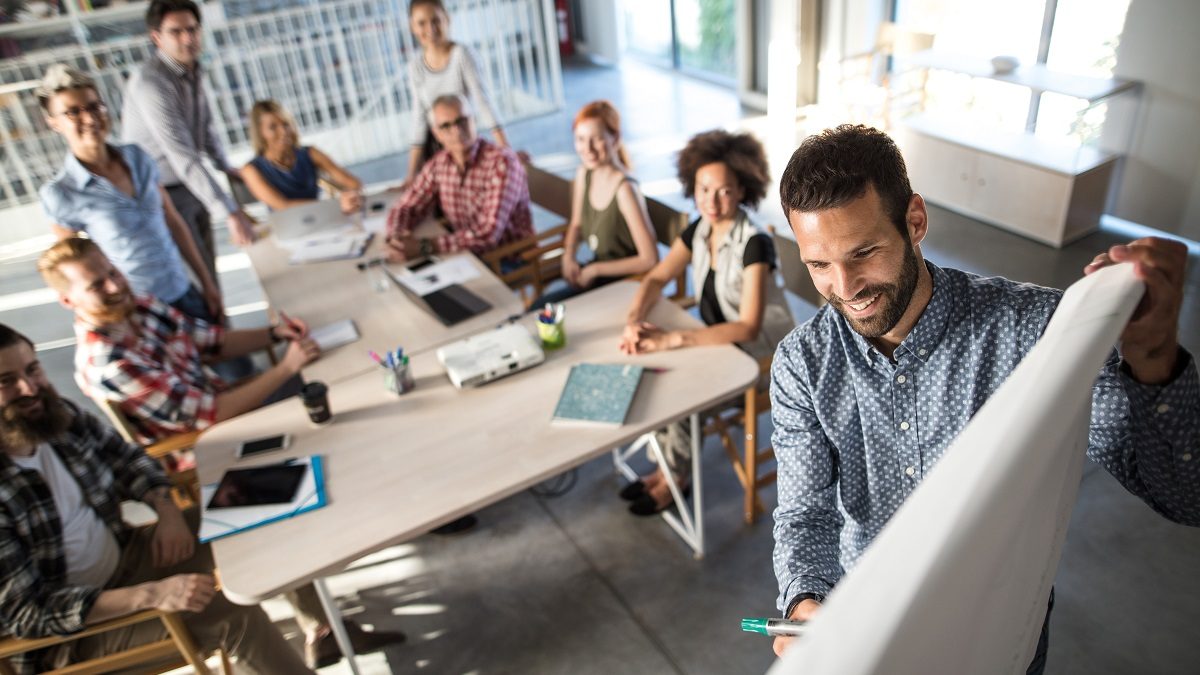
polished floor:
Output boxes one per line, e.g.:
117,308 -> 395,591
1,58 -> 1197,674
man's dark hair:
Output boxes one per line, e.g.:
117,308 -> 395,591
0,325 -> 34,352
676,129 -> 771,209
146,0 -> 202,31
779,124 -> 913,239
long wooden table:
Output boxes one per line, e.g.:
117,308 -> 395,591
246,200 -> 524,384
196,282 -> 757,606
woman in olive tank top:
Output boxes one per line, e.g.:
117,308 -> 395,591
536,101 -> 658,306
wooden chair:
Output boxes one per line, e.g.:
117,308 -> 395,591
771,226 -> 826,308
704,355 -> 776,524
480,162 -> 572,306
0,609 -> 230,675
643,196 -> 692,306
92,398 -> 203,509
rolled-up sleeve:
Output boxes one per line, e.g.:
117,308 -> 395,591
770,337 -> 846,613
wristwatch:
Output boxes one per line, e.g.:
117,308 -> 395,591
418,237 -> 435,258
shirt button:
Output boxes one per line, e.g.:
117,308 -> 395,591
896,375 -> 907,384
918,348 -> 927,356
900,421 -> 910,430
1183,453 -> 1193,462
1156,403 -> 1170,414
905,466 -> 916,476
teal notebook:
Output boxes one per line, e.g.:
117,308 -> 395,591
552,363 -> 645,427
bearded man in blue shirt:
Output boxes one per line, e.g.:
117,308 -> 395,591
769,125 -> 1198,673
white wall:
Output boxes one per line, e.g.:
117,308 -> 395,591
1110,0 -> 1200,240
573,0 -> 622,63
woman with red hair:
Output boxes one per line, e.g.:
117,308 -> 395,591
537,100 -> 658,305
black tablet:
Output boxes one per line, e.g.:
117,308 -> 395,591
206,463 -> 307,510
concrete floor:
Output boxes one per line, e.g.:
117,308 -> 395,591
2,58 -> 1198,674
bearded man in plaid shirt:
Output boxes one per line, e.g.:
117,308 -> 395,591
385,93 -> 533,262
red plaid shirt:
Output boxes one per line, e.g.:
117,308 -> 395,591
387,138 -> 533,255
74,295 -> 225,444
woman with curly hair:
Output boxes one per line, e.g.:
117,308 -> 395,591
617,129 -> 795,515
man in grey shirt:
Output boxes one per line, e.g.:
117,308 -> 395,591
122,0 -> 256,283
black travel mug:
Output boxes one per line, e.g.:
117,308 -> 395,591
301,381 -> 332,425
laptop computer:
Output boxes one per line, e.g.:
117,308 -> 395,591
386,258 -> 493,326
436,323 -> 545,388
271,199 -> 356,242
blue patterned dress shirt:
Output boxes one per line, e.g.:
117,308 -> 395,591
770,261 -> 1200,613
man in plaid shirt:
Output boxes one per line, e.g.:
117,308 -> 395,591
0,324 -> 313,673
385,93 -> 533,261
36,237 -> 319,446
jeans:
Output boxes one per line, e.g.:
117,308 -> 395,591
1026,589 -> 1054,675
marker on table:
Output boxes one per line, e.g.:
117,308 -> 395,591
741,617 -> 806,638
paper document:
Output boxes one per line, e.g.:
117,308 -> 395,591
771,264 -> 1143,675
199,455 -> 327,543
286,231 -> 372,264
393,256 -> 481,295
309,319 -> 360,352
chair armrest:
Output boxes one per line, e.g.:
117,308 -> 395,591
0,610 -> 172,657
144,431 -> 202,459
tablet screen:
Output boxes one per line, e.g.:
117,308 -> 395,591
207,463 -> 307,510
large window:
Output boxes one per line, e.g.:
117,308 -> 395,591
620,0 -> 736,83
893,0 -> 1132,147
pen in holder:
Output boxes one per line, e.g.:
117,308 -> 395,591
383,355 -> 415,394
536,303 -> 566,350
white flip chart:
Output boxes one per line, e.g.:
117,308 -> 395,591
771,263 -> 1143,675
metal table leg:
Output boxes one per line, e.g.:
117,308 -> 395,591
312,577 -> 361,675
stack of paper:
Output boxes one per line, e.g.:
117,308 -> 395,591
286,231 -> 372,264
309,319 -> 360,352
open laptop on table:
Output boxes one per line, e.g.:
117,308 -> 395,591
385,257 -> 492,326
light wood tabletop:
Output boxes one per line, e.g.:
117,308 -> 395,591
245,201 -> 524,384
196,281 -> 758,604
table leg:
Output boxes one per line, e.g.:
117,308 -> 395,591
312,577 -> 362,675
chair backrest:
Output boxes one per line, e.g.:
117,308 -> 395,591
91,396 -> 140,444
228,174 -> 259,209
771,227 -> 826,308
644,196 -> 688,248
524,163 -> 573,219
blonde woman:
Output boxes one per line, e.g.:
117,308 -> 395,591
241,99 -> 363,213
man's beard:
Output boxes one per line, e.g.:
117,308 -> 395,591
829,245 -> 921,339
0,384 -> 71,450
92,291 -> 134,324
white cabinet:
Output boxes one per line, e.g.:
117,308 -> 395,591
892,51 -> 1138,248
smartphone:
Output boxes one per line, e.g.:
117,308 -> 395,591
236,434 -> 290,458
405,257 -> 437,272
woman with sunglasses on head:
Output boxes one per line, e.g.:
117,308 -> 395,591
241,99 -> 364,213
401,0 -> 512,191
617,129 -> 795,515
37,64 -> 224,325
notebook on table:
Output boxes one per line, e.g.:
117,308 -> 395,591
551,363 -> 645,427
198,455 -> 327,543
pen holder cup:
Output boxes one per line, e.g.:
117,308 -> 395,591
536,318 -> 566,350
384,362 -> 416,395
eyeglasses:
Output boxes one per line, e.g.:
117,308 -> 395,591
435,116 -> 470,132
56,102 -> 107,122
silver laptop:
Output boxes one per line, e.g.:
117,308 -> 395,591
436,323 -> 545,388
270,199 -> 357,242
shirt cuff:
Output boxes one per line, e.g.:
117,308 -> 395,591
1121,349 -> 1198,444
781,575 -> 833,615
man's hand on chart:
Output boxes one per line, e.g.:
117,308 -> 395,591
773,598 -> 822,657
385,235 -> 420,263
1085,236 -> 1188,385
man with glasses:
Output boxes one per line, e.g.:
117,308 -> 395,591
121,0 -> 257,285
385,93 -> 533,262
37,64 -> 223,325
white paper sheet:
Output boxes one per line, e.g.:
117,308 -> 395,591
392,256 -> 481,295
309,319 -> 360,352
286,231 -> 371,264
770,263 -> 1144,675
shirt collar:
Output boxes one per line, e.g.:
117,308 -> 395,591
846,259 -> 951,365
62,151 -> 97,189
156,50 -> 198,78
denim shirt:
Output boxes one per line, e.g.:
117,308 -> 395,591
39,143 -> 191,304
770,261 -> 1200,613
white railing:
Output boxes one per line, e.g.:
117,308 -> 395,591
0,0 -> 563,212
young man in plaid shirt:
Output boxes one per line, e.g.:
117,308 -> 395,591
36,237 -> 405,667
0,323 -> 314,673
385,93 -> 533,262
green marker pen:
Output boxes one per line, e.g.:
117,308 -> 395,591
741,617 -> 806,638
